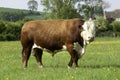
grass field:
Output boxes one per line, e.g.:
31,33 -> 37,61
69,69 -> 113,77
0,37 -> 120,80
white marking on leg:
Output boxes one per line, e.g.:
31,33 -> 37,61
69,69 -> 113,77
73,42 -> 86,57
62,45 -> 67,50
73,42 -> 82,54
39,65 -> 43,68
81,48 -> 85,55
68,66 -> 71,69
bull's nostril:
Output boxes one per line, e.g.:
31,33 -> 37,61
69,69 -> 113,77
90,37 -> 94,42
88,37 -> 91,39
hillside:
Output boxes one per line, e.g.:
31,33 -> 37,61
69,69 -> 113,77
0,7 -> 43,21
0,7 -> 29,12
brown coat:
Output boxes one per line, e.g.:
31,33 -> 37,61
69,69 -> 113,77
20,18 -> 84,68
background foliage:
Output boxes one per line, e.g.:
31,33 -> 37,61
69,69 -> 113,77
0,7 -> 40,22
41,0 -> 104,19
95,17 -> 120,37
41,0 -> 80,19
0,18 -> 32,41
0,5 -> 120,41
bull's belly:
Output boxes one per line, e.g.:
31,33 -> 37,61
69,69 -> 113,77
32,43 -> 67,53
32,42 -> 85,57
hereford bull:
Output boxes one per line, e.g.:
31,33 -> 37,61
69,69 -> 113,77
20,18 -> 95,68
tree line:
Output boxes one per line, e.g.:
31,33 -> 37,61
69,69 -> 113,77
28,0 -> 108,19
40,0 -> 109,19
0,16 -> 120,41
0,8 -> 40,22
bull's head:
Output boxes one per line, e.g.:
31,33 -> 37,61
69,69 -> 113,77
81,18 -> 96,45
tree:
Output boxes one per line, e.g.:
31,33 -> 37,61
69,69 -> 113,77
28,0 -> 38,11
41,0 -> 110,19
101,0 -> 110,19
77,0 -> 104,19
41,0 -> 80,19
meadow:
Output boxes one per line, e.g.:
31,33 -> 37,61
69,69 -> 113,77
0,37 -> 120,80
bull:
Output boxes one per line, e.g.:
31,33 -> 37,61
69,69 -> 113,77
20,18 -> 95,68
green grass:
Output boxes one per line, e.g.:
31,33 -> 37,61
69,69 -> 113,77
0,37 -> 120,80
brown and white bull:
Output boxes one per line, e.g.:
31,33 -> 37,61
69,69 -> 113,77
20,18 -> 95,68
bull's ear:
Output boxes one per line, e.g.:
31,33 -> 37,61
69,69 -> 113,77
78,19 -> 84,28
80,19 -> 85,26
78,19 -> 84,27
79,25 -> 84,32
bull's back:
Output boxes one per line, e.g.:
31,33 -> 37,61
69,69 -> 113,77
20,20 -> 67,46
20,19 -> 84,47
21,20 -> 68,38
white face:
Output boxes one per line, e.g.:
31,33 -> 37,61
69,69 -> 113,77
81,19 -> 96,44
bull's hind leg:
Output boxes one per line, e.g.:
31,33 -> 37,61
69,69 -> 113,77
66,43 -> 79,68
33,48 -> 43,68
22,44 -> 32,69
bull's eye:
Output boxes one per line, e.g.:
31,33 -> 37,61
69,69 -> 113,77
80,26 -> 85,32
87,26 -> 90,30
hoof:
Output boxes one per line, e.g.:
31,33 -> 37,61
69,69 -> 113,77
67,66 -> 71,69
39,65 -> 43,68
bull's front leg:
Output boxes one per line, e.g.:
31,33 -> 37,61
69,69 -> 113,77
73,42 -> 86,59
66,43 -> 79,68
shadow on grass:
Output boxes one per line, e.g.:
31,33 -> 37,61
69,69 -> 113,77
80,64 -> 120,69
39,64 -> 120,69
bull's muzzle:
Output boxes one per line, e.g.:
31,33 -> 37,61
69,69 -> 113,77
89,37 -> 94,42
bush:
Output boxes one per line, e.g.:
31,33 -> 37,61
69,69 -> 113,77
111,21 -> 120,32
0,21 -> 21,41
0,19 -> 32,41
0,33 -> 17,41
4,22 -> 20,40
95,17 -> 109,32
0,20 -> 6,34
0,34 -> 6,41
94,17 -> 120,37
5,33 -> 16,41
